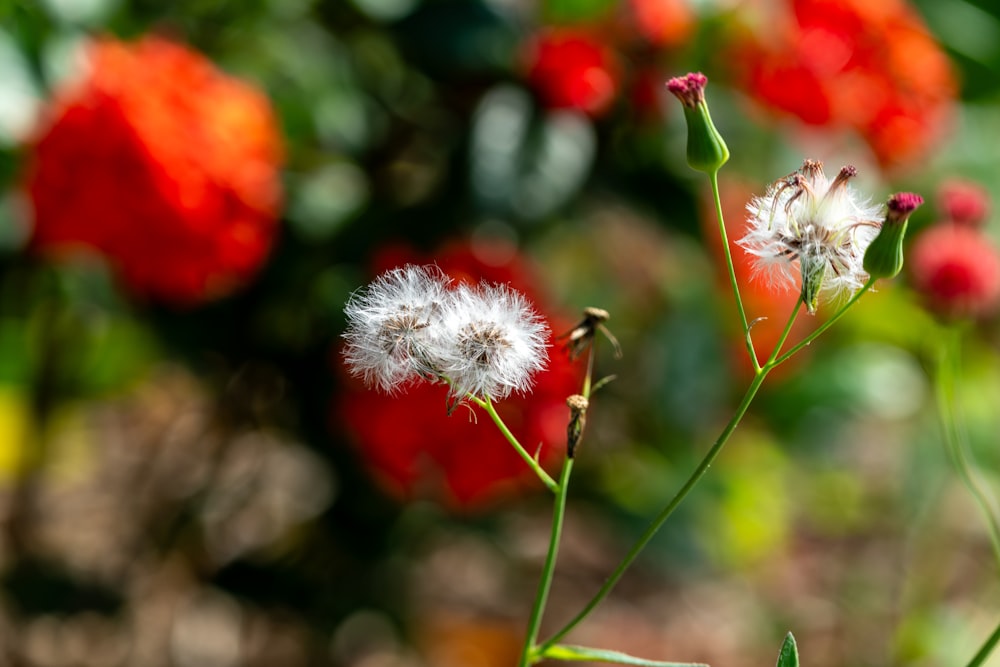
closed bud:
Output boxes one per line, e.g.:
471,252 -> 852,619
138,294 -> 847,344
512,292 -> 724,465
864,192 -> 924,279
666,72 -> 730,174
800,258 -> 827,314
565,394 -> 589,458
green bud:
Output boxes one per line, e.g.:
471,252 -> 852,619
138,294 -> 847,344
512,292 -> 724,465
863,192 -> 924,279
667,72 -> 730,174
800,257 -> 827,315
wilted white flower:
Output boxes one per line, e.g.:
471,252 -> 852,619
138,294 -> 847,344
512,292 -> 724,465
739,159 -> 884,312
436,282 -> 549,401
342,265 -> 450,392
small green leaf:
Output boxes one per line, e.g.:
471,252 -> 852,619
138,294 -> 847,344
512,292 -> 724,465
776,632 -> 800,667
541,644 -> 708,667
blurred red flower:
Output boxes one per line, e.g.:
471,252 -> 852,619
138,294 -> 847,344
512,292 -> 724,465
909,223 -> 1000,320
523,27 -> 620,117
939,179 -> 990,228
335,240 -> 582,510
728,0 -> 955,170
25,36 -> 284,305
627,0 -> 695,48
907,181 -> 1000,320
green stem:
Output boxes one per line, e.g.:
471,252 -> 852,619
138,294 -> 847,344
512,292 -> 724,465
767,300 -> 802,366
539,370 -> 768,651
709,169 -> 759,372
935,327 -> 1000,567
966,619 -> 1000,667
539,300 -> 802,652
520,343 -> 600,665
475,396 -> 559,494
520,457 -> 574,667
773,276 -> 876,367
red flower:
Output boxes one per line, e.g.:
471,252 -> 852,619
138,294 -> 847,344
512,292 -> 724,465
523,28 -> 620,117
25,36 -> 284,304
909,223 -> 1000,320
334,240 -> 582,510
939,179 -> 990,227
628,67 -> 667,120
627,0 -> 694,48
728,0 -> 955,170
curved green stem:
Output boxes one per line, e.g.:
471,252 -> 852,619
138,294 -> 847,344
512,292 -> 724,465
519,343 -> 600,664
767,300 -> 802,366
475,396 -> 559,494
935,327 -> 1000,567
539,370 -> 768,651
539,300 -> 802,651
520,457 -> 574,667
966,619 -> 1000,667
709,169 -> 759,371
773,277 -> 876,367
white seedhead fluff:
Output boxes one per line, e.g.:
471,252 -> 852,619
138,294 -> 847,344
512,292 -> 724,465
739,159 -> 885,313
436,282 -> 549,401
342,265 -> 451,392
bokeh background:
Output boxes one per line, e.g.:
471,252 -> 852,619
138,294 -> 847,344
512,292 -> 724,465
0,0 -> 999,665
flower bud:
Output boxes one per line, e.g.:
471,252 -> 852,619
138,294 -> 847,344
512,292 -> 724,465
800,258 -> 827,314
666,72 -> 730,173
864,192 -> 924,279
566,394 -> 589,458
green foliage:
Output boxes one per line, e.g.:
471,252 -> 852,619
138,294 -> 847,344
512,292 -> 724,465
776,633 -> 800,667
542,644 -> 708,666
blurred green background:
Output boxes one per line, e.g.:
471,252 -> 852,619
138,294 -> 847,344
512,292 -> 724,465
0,0 -> 999,665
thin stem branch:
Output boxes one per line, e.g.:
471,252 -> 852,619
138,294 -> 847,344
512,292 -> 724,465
935,327 -> 1000,567
582,344 -> 595,399
766,299 -> 803,366
773,277 -> 876,367
966,619 -> 1000,667
539,297 -> 805,651
475,395 -> 559,494
520,457 -> 574,667
538,368 -> 769,650
519,343 -> 599,664
709,170 -> 759,372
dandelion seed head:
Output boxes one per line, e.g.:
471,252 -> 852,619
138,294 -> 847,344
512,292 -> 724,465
342,265 -> 451,393
438,283 -> 549,400
739,159 -> 884,312
458,321 -> 513,367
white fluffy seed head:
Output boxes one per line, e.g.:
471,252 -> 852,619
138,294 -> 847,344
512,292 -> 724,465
738,160 -> 885,312
342,265 -> 451,393
436,282 -> 550,401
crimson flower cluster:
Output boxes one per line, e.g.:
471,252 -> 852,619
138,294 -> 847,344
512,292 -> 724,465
728,0 -> 955,170
25,36 -> 284,305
